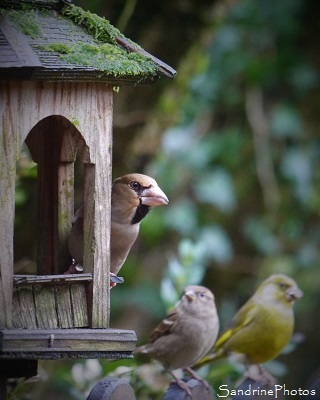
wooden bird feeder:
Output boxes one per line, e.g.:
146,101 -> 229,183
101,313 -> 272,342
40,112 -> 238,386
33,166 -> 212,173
0,0 -> 175,394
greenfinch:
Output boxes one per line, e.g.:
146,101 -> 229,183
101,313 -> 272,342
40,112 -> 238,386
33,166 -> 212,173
136,285 -> 219,395
194,274 -> 303,369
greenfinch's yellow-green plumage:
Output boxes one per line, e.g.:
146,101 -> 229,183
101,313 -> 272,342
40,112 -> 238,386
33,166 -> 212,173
194,274 -> 303,368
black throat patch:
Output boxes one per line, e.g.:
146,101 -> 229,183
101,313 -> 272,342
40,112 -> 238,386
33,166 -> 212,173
131,203 -> 151,224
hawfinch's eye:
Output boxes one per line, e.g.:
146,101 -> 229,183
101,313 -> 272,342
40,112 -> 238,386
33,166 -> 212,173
130,181 -> 141,190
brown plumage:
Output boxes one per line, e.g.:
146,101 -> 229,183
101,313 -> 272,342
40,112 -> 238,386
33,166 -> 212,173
136,285 -> 219,394
67,173 -> 168,279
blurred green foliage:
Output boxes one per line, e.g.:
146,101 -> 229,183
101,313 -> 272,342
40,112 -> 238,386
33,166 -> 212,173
11,0 -> 320,398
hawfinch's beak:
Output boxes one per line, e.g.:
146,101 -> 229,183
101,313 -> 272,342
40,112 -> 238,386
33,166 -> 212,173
286,286 -> 303,302
184,290 -> 197,302
141,186 -> 169,207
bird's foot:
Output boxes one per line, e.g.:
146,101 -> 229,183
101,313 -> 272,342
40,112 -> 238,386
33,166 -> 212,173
173,378 -> 192,397
184,367 -> 210,391
110,273 -> 124,288
64,260 -> 83,275
245,364 -> 276,386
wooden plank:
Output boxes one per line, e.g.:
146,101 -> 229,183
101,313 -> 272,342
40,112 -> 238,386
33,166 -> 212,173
14,273 -> 92,285
12,287 -> 24,328
55,285 -> 73,328
16,286 -> 37,329
26,119 -> 64,275
83,85 -> 113,329
0,329 -> 137,354
70,283 -> 88,327
0,83 -> 16,328
57,161 -> 74,274
33,286 -> 58,329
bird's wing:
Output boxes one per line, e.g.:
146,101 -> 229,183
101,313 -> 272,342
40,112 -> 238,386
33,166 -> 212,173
214,299 -> 257,350
149,311 -> 177,342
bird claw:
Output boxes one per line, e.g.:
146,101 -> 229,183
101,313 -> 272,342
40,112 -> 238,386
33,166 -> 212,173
110,273 -> 124,288
184,367 -> 210,391
172,378 -> 192,397
64,260 -> 84,274
244,364 -> 276,386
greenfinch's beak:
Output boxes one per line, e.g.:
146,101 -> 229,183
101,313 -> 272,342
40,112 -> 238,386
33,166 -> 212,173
141,185 -> 169,207
184,290 -> 197,302
286,285 -> 303,302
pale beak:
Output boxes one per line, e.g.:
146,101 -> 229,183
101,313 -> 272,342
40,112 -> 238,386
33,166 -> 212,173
141,185 -> 169,207
184,290 -> 196,302
286,286 -> 303,302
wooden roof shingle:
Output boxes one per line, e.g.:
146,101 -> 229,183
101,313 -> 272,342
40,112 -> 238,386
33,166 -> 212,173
0,0 -> 176,84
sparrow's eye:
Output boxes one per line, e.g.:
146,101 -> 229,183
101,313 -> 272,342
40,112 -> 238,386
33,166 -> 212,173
130,181 -> 141,191
199,292 -> 206,299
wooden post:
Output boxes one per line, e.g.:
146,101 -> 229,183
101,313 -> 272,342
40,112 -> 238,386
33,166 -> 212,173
87,377 -> 137,400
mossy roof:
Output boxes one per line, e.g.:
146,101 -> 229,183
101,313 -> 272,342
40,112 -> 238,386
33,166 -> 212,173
0,0 -> 176,85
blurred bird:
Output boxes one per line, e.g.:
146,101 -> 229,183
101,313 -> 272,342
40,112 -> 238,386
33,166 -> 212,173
67,173 -> 168,282
136,285 -> 219,395
194,274 -> 303,378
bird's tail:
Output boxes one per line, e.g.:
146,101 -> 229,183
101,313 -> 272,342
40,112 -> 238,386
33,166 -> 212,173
193,350 -> 223,369
135,345 -> 149,354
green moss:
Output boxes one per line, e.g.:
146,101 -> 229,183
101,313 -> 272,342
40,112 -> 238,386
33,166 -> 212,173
6,9 -> 42,38
61,4 -> 128,47
4,3 -> 159,78
59,4 -> 159,76
46,43 -> 71,54
45,41 -> 158,77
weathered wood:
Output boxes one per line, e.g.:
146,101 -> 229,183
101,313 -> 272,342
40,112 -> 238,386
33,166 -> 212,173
12,277 -> 90,329
34,285 -> 58,329
0,329 -> 137,357
70,283 -> 89,327
163,378 -> 214,400
0,83 -> 16,328
13,274 -> 92,285
15,286 -> 38,329
1,80 -> 113,330
87,378 -> 137,400
55,285 -> 74,328
26,118 -> 65,275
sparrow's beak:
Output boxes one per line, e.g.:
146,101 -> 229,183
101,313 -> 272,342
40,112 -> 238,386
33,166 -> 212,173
184,290 -> 197,302
286,285 -> 303,302
141,185 -> 169,207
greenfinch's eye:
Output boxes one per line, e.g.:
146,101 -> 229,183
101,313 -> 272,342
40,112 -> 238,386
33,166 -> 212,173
279,283 -> 289,289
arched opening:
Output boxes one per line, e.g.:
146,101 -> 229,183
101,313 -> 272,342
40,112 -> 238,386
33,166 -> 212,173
14,115 -> 90,276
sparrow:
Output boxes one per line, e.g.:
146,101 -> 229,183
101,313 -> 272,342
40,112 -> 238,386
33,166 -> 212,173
194,274 -> 303,379
67,173 -> 169,282
136,285 -> 219,395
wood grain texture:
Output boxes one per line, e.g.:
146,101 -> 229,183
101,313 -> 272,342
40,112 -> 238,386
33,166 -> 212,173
0,329 -> 137,356
15,287 -> 37,329
34,285 -> 58,329
55,285 -> 73,328
12,276 -> 90,329
0,81 -> 112,329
